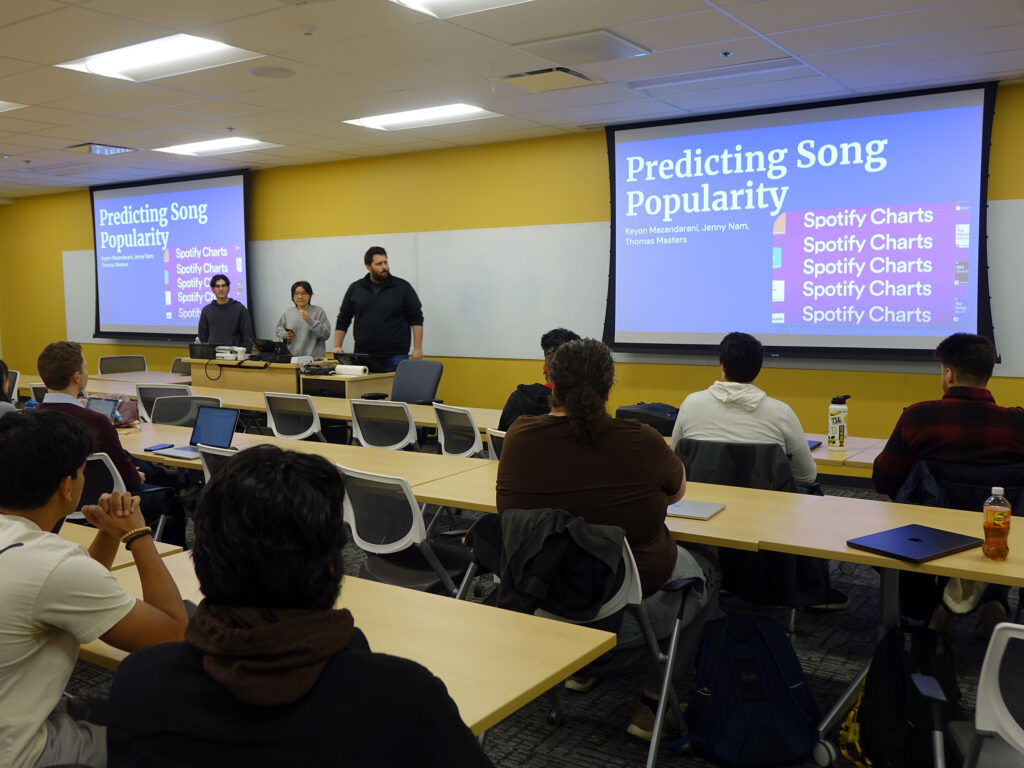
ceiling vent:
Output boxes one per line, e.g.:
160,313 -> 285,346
516,30 -> 649,66
500,67 -> 596,92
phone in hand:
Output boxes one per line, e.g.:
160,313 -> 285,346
144,443 -> 173,452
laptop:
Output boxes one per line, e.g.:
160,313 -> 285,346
86,396 -> 119,423
667,499 -> 725,521
847,523 -> 982,564
807,439 -> 822,450
152,406 -> 239,460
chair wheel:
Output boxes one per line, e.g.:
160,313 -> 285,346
811,739 -> 837,766
547,710 -> 564,726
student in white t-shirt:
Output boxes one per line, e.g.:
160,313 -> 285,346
0,410 -> 188,768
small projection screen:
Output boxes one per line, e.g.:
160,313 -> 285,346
91,170 -> 250,340
604,84 -> 997,360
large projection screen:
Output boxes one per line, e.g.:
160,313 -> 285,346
91,170 -> 250,341
604,85 -> 997,360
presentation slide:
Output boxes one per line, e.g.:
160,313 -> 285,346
606,86 -> 993,356
92,171 -> 249,338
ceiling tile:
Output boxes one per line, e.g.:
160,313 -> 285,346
5,105 -> 95,126
155,56 -> 338,98
523,98 -> 682,127
771,0 -> 1024,57
429,45 -> 554,79
0,6 -> 168,65
42,84 -> 197,116
79,0 -> 280,31
0,0 -> 65,27
615,9 -> 756,52
581,37 -> 788,83
232,73 -> 379,109
360,61 -> 475,90
169,99 -> 272,119
444,125 -> 568,146
0,66 -> 112,104
728,0 -> 969,35
488,83 -> 645,114
657,75 -> 850,112
832,47 -> 1024,91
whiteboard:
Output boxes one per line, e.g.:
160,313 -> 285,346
62,208 -> 1023,374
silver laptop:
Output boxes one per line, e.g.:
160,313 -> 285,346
667,499 -> 725,520
153,406 -> 239,459
86,396 -> 119,423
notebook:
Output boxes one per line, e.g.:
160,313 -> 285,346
847,523 -> 982,564
667,499 -> 725,521
152,406 -> 239,459
807,439 -> 822,450
86,396 -> 119,423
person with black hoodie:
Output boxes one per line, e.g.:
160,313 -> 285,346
498,327 -> 579,431
107,445 -> 494,768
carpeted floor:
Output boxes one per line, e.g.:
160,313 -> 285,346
67,484 -> 1012,767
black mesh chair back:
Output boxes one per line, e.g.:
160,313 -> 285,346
350,399 -> 416,450
343,470 -> 420,549
486,429 -> 506,460
264,392 -> 325,441
389,359 -> 443,404
98,355 -> 147,374
136,384 -> 192,423
170,357 -> 191,375
79,453 -> 127,510
30,383 -> 47,403
151,395 -> 222,427
434,404 -> 482,457
6,370 -> 18,405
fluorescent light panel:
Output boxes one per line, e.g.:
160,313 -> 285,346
0,100 -> 27,113
57,34 -> 262,82
345,103 -> 500,131
389,0 -> 532,19
153,137 -> 280,156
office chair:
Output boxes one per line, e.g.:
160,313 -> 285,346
264,392 -> 326,441
136,384 -> 192,423
486,428 -> 506,460
350,399 -> 417,450
150,395 -> 221,427
30,383 -> 47,403
169,357 -> 191,375
433,404 -> 484,457
98,355 -> 147,374
198,444 -> 238,483
363,359 -> 443,404
337,465 -> 477,598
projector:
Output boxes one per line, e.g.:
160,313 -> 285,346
215,346 -> 247,361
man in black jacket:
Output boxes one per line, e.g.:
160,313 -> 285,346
498,327 -> 580,431
332,246 -> 424,371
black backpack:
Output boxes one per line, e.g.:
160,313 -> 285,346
840,626 -> 963,768
680,614 -> 821,767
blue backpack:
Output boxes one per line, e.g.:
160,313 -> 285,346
679,614 -> 820,767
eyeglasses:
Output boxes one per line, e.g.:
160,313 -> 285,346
292,290 -> 309,296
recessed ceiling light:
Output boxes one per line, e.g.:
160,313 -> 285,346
0,100 -> 27,113
153,137 -> 280,156
344,103 -> 500,131
389,0 -> 532,19
56,34 -> 262,82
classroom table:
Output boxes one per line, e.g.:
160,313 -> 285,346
186,358 -> 303,393
806,433 -> 886,478
301,372 -> 395,399
120,422 -> 492,486
79,551 -> 616,736
58,520 -> 182,569
91,371 -> 191,386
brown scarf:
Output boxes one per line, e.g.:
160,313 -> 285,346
186,601 -> 355,706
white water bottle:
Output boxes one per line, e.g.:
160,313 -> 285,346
828,394 -> 851,451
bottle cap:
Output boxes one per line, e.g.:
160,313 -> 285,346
831,394 -> 852,405
992,486 -> 1004,496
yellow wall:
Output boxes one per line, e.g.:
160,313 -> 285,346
3,86 -> 1024,438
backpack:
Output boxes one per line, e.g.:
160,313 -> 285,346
840,626 -> 962,768
680,614 -> 821,767
614,402 -> 679,436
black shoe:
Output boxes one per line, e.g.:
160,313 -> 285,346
807,588 -> 849,612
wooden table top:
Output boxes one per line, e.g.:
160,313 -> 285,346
79,552 -> 616,735
121,422 -> 491,486
58,520 -> 182,569
91,371 -> 191,385
806,433 -> 886,468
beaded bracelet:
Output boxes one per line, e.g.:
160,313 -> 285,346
123,528 -> 154,551
120,526 -> 152,543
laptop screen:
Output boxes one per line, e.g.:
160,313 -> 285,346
189,406 -> 239,449
86,396 -> 118,423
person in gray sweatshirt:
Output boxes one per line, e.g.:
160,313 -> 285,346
274,281 -> 331,359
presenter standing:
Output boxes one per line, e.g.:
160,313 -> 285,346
333,246 -> 423,372
275,281 -> 331,358
198,274 -> 253,352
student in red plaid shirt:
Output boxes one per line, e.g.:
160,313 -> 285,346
873,332 -> 1024,636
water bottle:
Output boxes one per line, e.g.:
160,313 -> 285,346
827,394 -> 851,451
982,486 -> 1011,561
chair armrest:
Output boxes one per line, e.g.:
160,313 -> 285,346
361,392 -> 388,400
911,672 -> 948,703
412,399 -> 442,405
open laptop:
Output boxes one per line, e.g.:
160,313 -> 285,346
152,406 -> 239,460
847,523 -> 982,564
667,499 -> 725,520
86,396 -> 119,423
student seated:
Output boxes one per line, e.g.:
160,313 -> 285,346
670,331 -> 817,485
0,411 -> 187,768
496,338 -> 719,742
107,444 -> 495,768
498,327 -> 580,431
